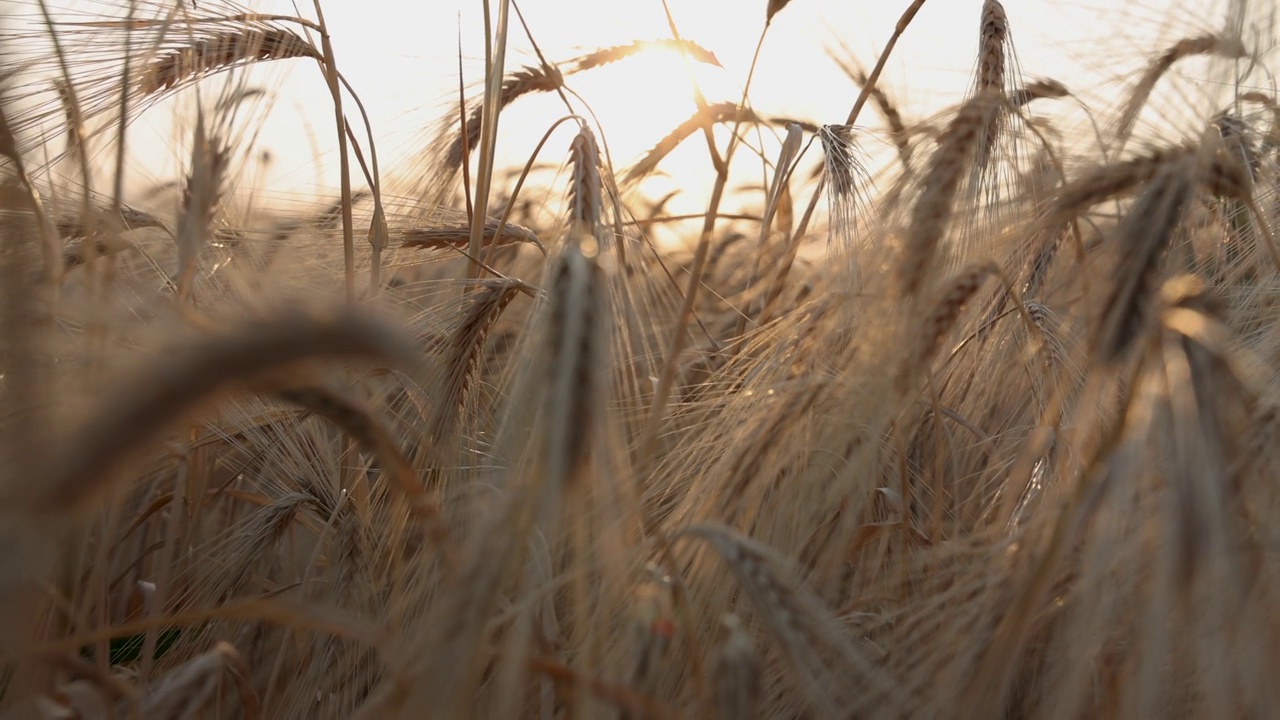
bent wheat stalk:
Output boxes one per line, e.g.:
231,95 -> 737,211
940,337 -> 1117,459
21,307 -> 421,517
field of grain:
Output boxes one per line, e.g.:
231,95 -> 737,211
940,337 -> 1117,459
1,0 -> 1279,717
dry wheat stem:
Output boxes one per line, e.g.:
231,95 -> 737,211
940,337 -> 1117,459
466,0 -> 516,280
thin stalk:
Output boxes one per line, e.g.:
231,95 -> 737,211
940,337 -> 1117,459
324,71 -> 386,296
36,0 -> 96,258
111,1 -> 137,218
466,0 -> 514,280
310,0 -> 355,302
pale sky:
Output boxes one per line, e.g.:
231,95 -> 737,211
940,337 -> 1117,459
6,0 -> 1270,216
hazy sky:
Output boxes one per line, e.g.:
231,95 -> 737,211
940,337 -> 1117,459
9,0 -> 1268,210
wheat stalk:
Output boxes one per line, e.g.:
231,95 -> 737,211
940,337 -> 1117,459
713,613 -> 760,720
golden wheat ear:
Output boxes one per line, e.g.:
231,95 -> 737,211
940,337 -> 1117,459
443,64 -> 564,173
174,112 -> 228,302
140,28 -> 321,97
681,524 -> 896,716
1092,155 -> 1199,367
971,0 -> 1010,174
398,216 -> 543,255
1112,34 -> 1247,154
899,92 -> 1000,297
567,38 -> 721,73
425,277 -> 527,448
1011,78 -> 1069,109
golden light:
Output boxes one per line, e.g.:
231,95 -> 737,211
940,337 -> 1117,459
6,0 -> 1241,220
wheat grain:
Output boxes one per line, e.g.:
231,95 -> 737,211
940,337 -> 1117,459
175,117 -> 228,300
920,261 -> 1000,366
682,524 -> 894,716
541,240 -> 609,489
976,1 -> 1009,98
1049,144 -> 1193,221
766,0 -> 795,25
567,125 -> 604,240
972,0 -> 1009,173
139,641 -> 256,719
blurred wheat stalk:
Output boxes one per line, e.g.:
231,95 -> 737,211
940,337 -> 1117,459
2,0 -> 1280,718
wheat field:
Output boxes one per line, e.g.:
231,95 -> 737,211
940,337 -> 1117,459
1,0 -> 1279,717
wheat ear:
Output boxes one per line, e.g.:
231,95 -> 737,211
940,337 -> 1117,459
140,28 -> 320,96
443,64 -> 564,172
1093,155 -> 1198,366
1112,34 -> 1246,153
899,92 -> 998,296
